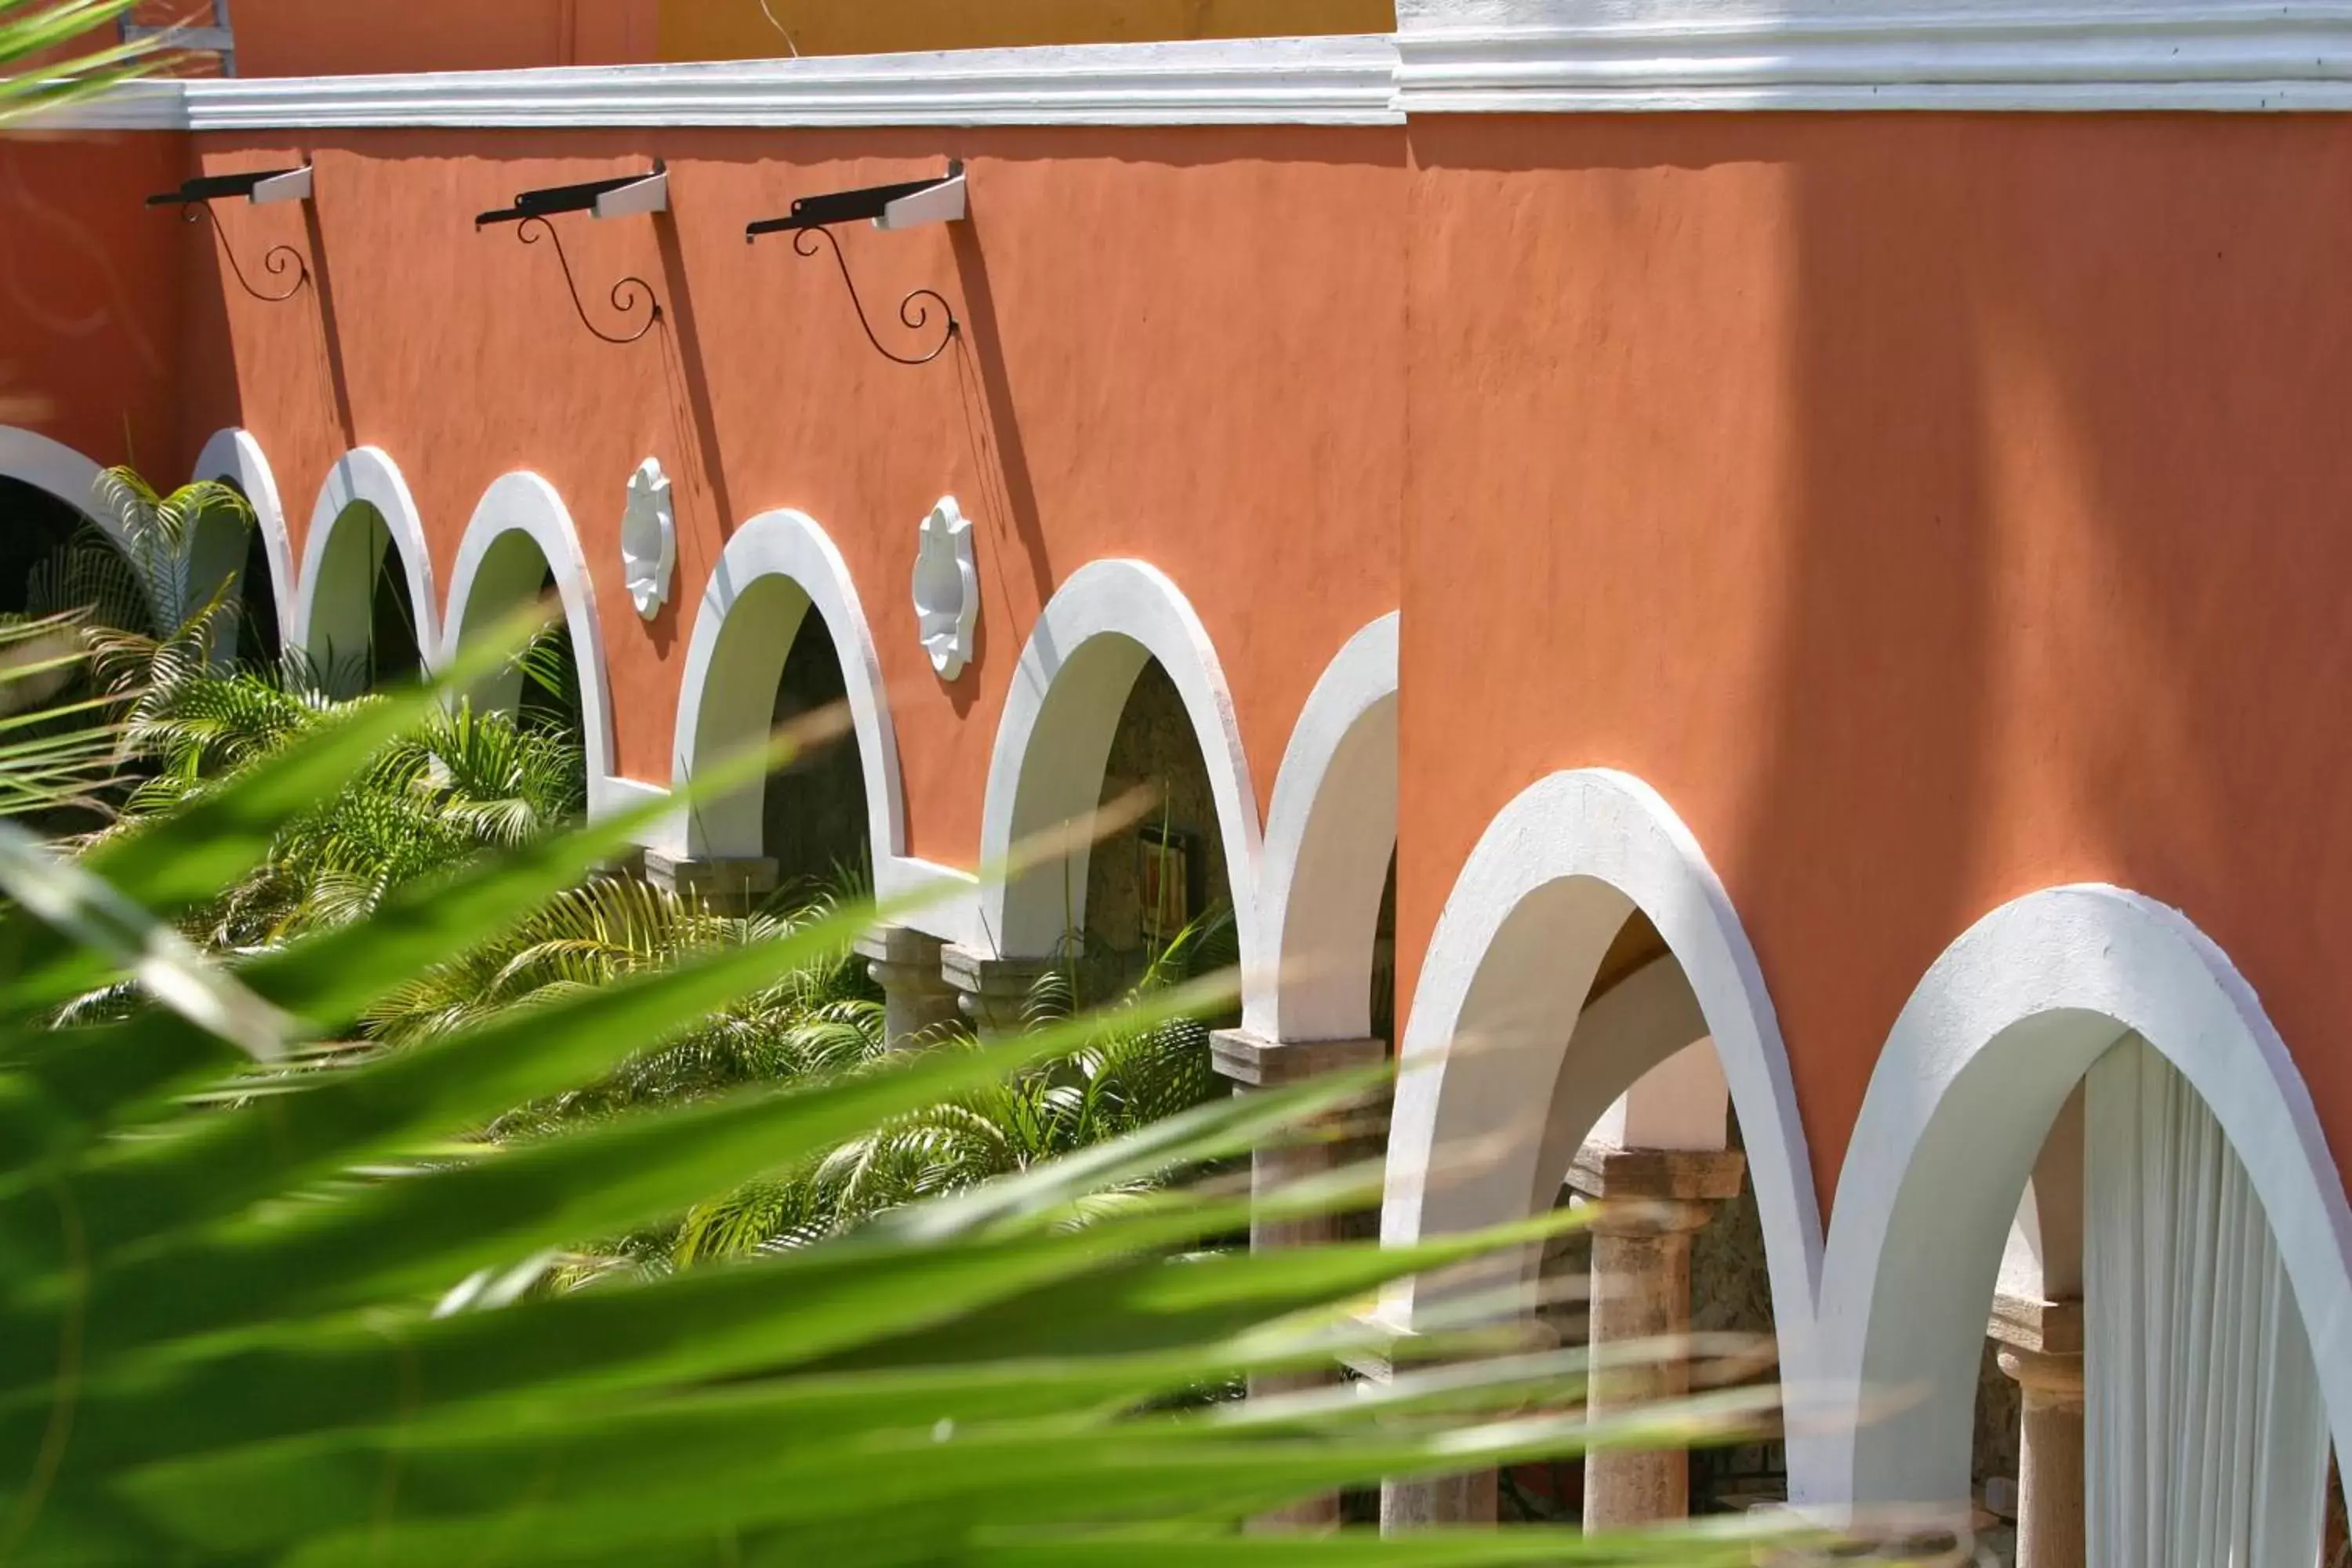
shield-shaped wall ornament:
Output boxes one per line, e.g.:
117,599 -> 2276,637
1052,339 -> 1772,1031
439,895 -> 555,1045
913,496 -> 978,681
621,457 -> 674,620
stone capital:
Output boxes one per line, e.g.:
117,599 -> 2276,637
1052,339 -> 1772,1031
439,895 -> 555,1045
853,924 -> 953,985
1988,1294 -> 2083,1356
644,851 -> 778,913
1566,1142 -> 1747,1204
939,943 -> 1058,1034
1208,1028 -> 1387,1088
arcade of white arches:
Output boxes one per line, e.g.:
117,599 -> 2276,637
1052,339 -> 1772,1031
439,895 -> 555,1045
10,0 -> 2352,1559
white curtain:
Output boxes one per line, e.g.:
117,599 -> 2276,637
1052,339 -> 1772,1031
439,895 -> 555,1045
2085,1037 -> 2330,1568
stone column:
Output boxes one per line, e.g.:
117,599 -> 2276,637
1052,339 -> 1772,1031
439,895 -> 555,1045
852,925 -> 961,1051
1566,1142 -> 1746,1530
1212,1029 -> 1388,1532
1991,1297 -> 2084,1568
938,944 -> 1057,1040
644,851 -> 778,916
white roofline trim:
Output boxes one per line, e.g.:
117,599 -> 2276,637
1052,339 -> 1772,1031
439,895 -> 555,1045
34,35 -> 1400,132
1394,4 -> 2352,114
30,6 -> 2352,131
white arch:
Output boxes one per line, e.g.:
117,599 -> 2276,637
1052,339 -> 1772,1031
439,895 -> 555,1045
1801,885 -> 2352,1515
0,424 -> 124,546
292,447 -> 437,675
188,427 -> 296,650
441,472 -> 618,814
977,558 -> 1261,963
1377,768 -> 1822,1371
671,507 -> 902,876
1245,611 -> 1397,1042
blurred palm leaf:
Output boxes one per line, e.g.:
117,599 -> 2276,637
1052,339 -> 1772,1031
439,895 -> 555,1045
0,649 -> 1808,1563
0,0 -> 165,128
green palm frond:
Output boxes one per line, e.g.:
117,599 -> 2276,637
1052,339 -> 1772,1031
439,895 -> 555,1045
0,0 -> 164,128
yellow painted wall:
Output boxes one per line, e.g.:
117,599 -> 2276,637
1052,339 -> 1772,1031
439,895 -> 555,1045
658,0 -> 1395,60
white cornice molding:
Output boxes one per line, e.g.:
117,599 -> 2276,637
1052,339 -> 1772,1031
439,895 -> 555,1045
38,35 -> 1400,132
31,7 -> 2352,130
1394,2 -> 2352,113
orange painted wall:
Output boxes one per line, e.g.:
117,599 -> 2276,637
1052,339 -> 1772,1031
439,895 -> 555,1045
1400,113 -> 2352,1217
30,106 -> 2352,1220
224,1 -> 662,77
0,129 -> 191,476
183,125 -> 1405,865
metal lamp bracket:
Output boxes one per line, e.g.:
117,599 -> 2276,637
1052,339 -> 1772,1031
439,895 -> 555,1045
746,162 -> 965,367
147,165 -> 314,303
476,162 -> 668,346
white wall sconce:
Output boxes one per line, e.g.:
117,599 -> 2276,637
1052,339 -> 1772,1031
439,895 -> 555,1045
913,496 -> 978,681
622,458 -> 675,620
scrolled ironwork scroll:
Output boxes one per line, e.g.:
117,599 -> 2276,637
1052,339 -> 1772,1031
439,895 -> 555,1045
180,201 -> 309,304
514,215 -> 662,347
791,224 -> 958,367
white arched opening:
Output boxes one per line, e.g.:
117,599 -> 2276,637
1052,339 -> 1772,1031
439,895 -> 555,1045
292,448 -> 437,689
977,559 -> 1261,963
1804,885 -> 2352,1533
1378,768 -> 1821,1363
670,508 -> 900,877
441,472 -> 616,812
0,424 -> 115,539
1246,612 -> 1397,1044
188,428 -> 295,662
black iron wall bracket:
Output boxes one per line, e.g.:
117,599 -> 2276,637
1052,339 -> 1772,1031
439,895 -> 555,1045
477,162 -> 667,346
147,165 -> 314,303
746,162 -> 966,367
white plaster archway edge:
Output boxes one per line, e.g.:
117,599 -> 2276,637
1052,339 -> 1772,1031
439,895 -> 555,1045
292,446 -> 440,663
1381,768 -> 1824,1350
190,426 -> 296,638
1801,884 -> 2352,1513
1387,769 -> 2352,1516
0,424 -> 127,548
977,558 -> 1262,964
1247,610 -> 1396,1042
667,508 -> 984,938
441,472 -> 619,815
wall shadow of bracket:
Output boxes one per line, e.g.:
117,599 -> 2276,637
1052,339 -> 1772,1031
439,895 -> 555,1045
477,162 -> 668,347
746,162 -> 967,367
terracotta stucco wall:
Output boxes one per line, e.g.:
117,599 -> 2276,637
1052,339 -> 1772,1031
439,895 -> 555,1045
183,125 -> 1406,868
0,131 -> 191,477
223,1 -> 661,77
1400,112 -> 2352,1219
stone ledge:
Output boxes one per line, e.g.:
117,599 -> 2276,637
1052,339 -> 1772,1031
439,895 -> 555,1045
1566,1142 -> 1746,1203
1987,1294 -> 2082,1356
853,924 -> 950,975
1210,1029 -> 1388,1088
644,851 -> 778,907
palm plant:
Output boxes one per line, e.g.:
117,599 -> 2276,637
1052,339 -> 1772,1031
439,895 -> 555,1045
0,0 -> 162,129
670,915 -> 1234,1262
0,639 -> 1813,1564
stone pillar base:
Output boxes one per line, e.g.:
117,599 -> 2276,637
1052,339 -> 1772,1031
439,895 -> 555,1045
853,925 -> 960,1051
1990,1297 -> 2085,1568
1567,1142 -> 1746,1532
644,851 -> 778,916
939,944 -> 1057,1039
